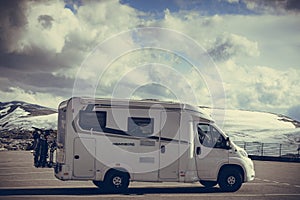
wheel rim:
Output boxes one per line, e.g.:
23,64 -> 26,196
112,176 -> 122,186
227,175 -> 236,185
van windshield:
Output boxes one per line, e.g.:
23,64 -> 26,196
213,123 -> 229,138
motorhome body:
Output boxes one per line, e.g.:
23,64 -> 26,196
55,97 -> 255,192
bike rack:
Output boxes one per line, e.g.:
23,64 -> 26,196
31,127 -> 57,168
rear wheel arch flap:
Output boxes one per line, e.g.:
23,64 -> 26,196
218,165 -> 245,182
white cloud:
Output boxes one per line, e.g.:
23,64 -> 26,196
11,0 -> 142,58
0,87 -> 64,108
62,9 -> 300,116
1,0 -> 299,118
219,60 -> 300,114
227,0 -> 240,3
150,11 -> 299,68
208,33 -> 259,61
73,47 -> 212,106
16,1 -> 79,53
219,14 -> 300,68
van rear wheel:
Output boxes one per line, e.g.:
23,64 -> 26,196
93,180 -> 104,188
104,170 -> 129,193
200,180 -> 217,188
218,168 -> 242,192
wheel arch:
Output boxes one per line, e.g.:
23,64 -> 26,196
104,167 -> 131,181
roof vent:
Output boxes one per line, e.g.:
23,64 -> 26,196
141,99 -> 160,101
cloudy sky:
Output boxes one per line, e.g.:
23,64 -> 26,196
0,0 -> 300,121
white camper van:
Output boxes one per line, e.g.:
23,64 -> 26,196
54,97 -> 255,192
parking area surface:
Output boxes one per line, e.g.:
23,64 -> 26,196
0,151 -> 299,200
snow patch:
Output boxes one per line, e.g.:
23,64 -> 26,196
0,106 -> 10,116
203,108 -> 299,144
223,109 -> 295,130
9,113 -> 58,130
1,107 -> 30,126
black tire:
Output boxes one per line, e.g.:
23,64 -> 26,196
47,162 -> 53,168
34,140 -> 41,167
200,180 -> 217,188
218,168 -> 243,192
104,170 -> 129,193
39,139 -> 48,167
93,180 -> 104,188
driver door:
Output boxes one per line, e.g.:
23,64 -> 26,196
195,123 -> 229,180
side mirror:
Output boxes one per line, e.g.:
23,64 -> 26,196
225,137 -> 231,150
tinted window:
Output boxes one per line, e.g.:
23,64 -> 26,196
57,107 -> 66,146
128,117 -> 154,137
198,124 -> 225,148
79,111 -> 106,131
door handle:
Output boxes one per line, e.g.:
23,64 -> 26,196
161,145 -> 166,153
196,147 -> 201,155
74,155 -> 80,159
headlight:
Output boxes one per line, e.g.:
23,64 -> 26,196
239,149 -> 248,157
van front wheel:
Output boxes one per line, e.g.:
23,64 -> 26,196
218,169 -> 242,192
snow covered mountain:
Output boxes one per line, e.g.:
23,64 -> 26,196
0,101 -> 57,131
0,101 -> 299,145
202,108 -> 300,144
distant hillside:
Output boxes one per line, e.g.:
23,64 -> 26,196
0,101 -> 299,145
202,108 -> 300,144
0,101 -> 57,131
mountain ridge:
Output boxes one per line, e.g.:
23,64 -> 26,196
0,101 -> 57,131
0,101 -> 299,145
0,101 -> 57,117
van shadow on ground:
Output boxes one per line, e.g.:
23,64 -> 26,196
0,186 -> 223,196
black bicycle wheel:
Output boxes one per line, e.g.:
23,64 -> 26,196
34,139 -> 41,167
39,139 -> 48,167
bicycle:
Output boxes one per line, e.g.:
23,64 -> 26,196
32,127 -> 56,168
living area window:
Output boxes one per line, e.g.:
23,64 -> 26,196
128,117 -> 154,137
79,111 -> 106,131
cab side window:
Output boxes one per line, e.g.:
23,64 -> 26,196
198,124 -> 226,148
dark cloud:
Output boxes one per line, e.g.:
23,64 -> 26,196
208,34 -> 259,62
38,15 -> 54,29
0,0 -> 27,53
0,0 -> 92,100
0,0 -> 87,72
1,67 -> 94,97
0,2 -> 59,72
243,0 -> 300,13
0,45 -> 84,73
288,105 -> 300,122
0,1 -> 88,76
208,41 -> 233,62
0,46 -> 87,100
0,47 -> 57,72
3,67 -> 73,90
286,0 -> 300,11
0,78 -> 14,92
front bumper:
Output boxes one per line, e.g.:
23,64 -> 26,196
244,157 -> 255,182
